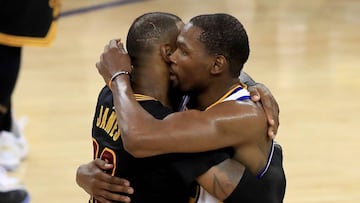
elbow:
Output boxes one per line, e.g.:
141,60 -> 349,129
122,138 -> 145,158
121,130 -> 150,158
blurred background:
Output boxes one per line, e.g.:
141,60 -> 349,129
8,0 -> 360,202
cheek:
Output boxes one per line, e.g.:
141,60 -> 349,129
172,66 -> 189,87
176,64 -> 192,80
179,67 -> 199,87
174,55 -> 203,81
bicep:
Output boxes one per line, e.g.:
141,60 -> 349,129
155,104 -> 261,153
158,109 -> 235,153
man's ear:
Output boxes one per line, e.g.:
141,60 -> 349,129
160,45 -> 172,63
210,55 -> 226,75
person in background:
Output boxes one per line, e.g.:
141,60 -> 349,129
0,1 -> 60,202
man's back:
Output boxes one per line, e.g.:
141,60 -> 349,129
92,86 -> 189,202
92,86 -> 231,202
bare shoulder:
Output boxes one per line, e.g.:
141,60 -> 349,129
209,99 -> 266,119
208,100 -> 268,142
163,100 -> 266,124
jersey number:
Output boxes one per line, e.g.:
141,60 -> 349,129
93,138 -> 117,175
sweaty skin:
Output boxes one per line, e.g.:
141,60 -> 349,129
87,13 -> 281,202
97,39 -> 271,176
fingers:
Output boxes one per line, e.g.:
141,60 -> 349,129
104,40 -> 112,53
105,39 -> 123,54
261,93 -> 277,138
104,174 -> 131,187
248,86 -> 260,102
117,42 -> 127,54
96,61 -> 108,84
92,178 -> 134,198
109,39 -> 118,49
94,158 -> 113,170
251,83 -> 280,138
267,120 -> 276,139
109,39 -> 126,54
93,196 -> 113,203
265,96 -> 279,137
96,38 -> 131,85
93,190 -> 132,203
94,177 -> 133,202
90,160 -> 133,194
103,180 -> 134,194
94,192 -> 131,203
87,161 -> 133,202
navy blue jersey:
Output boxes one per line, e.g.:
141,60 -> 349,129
91,86 -> 230,203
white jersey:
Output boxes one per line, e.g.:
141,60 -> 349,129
186,84 -> 250,203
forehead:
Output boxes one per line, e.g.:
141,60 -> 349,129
177,23 -> 203,47
168,21 -> 185,46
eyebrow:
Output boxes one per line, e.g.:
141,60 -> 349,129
176,35 -> 189,50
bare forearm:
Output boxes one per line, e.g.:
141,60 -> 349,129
112,76 -> 139,133
110,76 -> 227,157
196,159 -> 245,201
111,87 -> 266,157
111,76 -> 158,155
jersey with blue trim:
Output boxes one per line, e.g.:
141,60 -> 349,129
187,83 -> 286,203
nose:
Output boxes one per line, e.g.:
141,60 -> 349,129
169,49 -> 177,64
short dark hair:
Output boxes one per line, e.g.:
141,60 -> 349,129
189,13 -> 250,77
126,12 -> 182,67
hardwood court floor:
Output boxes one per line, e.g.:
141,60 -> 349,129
9,0 -> 360,202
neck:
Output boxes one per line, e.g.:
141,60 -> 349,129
131,63 -> 170,107
193,78 -> 240,110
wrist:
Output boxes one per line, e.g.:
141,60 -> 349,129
108,71 -> 131,89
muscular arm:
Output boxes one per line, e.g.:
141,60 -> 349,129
109,74 -> 266,157
97,40 -> 268,158
196,158 -> 245,201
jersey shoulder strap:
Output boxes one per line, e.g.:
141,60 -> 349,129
206,83 -> 250,110
223,85 -> 250,102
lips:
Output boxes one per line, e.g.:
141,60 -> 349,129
169,72 -> 176,81
169,65 -> 176,81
